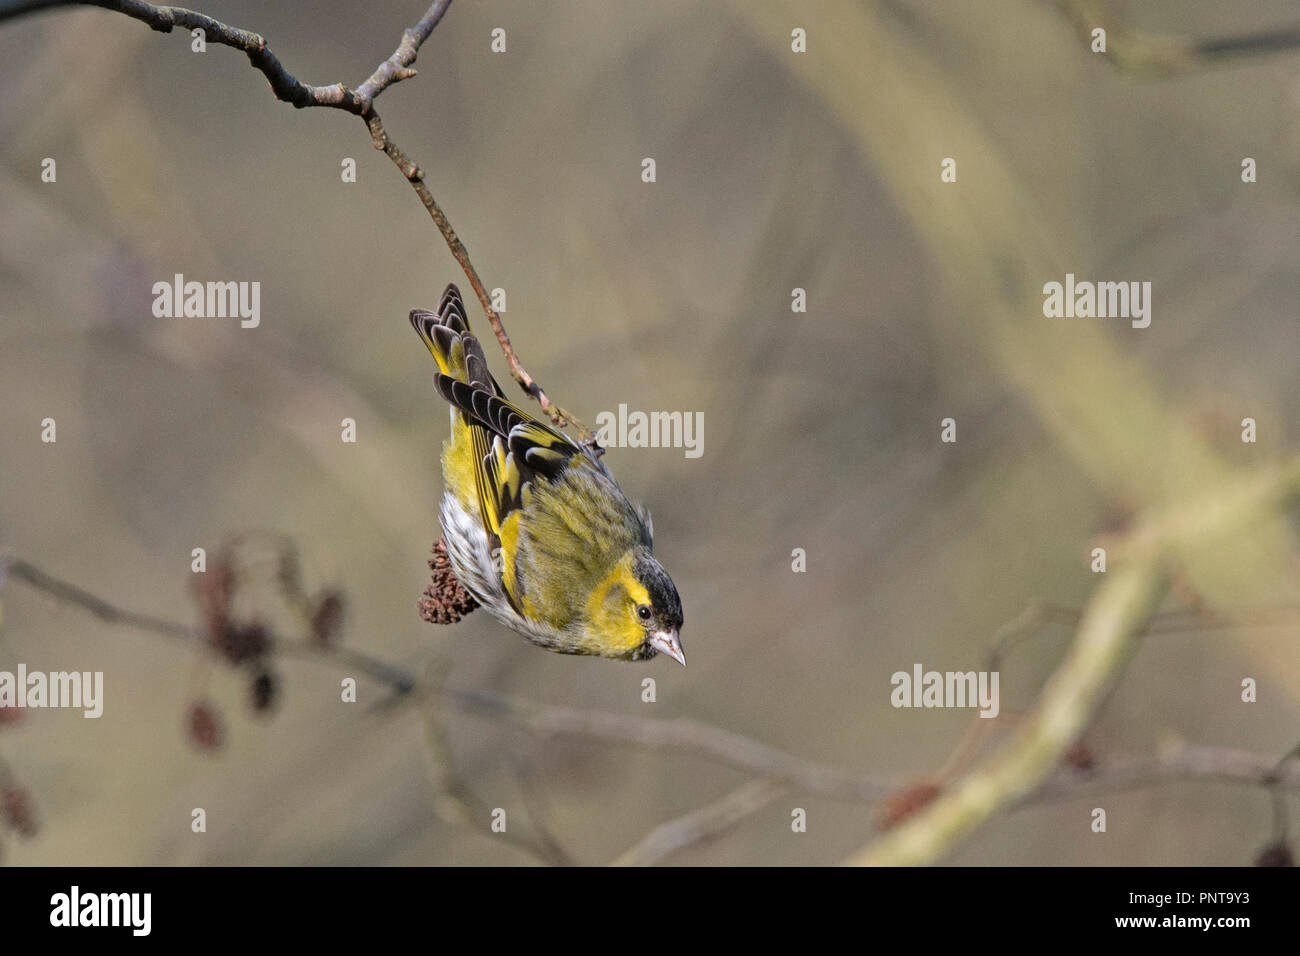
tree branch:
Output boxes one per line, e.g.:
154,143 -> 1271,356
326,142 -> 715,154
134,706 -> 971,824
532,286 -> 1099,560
445,686 -> 895,803
0,0 -> 593,439
610,779 -> 787,866
846,457 -> 1300,866
1053,0 -> 1300,76
3,558 -> 193,640
1022,742 -> 1300,807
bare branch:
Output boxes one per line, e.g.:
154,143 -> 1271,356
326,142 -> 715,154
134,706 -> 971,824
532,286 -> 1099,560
419,685 -> 567,866
360,111 -> 596,440
2,0 -> 452,112
4,558 -> 193,641
1053,0 -> 1300,76
0,0 -> 592,439
507,748 -> 578,866
1023,742 -> 1300,807
446,686 -> 895,803
275,640 -> 418,699
354,1 -> 454,105
610,779 -> 787,866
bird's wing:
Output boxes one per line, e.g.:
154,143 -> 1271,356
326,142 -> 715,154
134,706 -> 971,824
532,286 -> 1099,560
411,282 -> 586,548
432,371 -> 583,534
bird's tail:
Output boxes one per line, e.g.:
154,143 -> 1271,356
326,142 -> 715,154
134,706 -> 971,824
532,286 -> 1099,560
409,284 -> 501,395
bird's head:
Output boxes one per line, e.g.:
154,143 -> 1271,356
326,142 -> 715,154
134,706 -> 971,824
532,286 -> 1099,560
631,550 -> 685,665
589,547 -> 684,665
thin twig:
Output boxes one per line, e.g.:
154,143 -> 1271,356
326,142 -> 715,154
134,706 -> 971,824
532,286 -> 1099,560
4,558 -> 194,640
276,640 -> 418,698
447,686 -> 896,803
418,685 -> 567,866
610,779 -> 787,866
607,740 -> 1300,864
1023,742 -> 1300,807
359,111 -> 594,440
985,601 -> 1081,670
507,748 -> 578,866
1053,0 -> 1300,76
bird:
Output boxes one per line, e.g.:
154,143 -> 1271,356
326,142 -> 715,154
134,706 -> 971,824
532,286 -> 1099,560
409,284 -> 685,665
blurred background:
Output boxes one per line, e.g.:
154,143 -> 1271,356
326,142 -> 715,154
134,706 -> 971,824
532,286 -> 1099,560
1,0 -> 1298,865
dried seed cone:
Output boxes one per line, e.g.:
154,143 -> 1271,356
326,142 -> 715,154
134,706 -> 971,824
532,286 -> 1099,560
418,538 -> 479,625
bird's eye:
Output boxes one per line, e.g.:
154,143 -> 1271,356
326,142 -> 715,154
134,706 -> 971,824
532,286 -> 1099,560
637,605 -> 652,621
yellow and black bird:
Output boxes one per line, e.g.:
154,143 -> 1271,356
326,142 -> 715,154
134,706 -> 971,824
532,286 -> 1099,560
410,284 -> 685,665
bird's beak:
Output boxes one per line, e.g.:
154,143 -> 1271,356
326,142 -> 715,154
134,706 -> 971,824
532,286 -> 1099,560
649,628 -> 686,666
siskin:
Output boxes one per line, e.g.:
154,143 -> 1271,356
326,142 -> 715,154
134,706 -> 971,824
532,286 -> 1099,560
410,284 -> 685,665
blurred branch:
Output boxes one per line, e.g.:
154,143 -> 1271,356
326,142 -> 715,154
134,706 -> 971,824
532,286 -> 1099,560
610,779 -> 787,866
1024,741 -> 1300,807
985,601 -> 1081,670
2,558 -> 193,640
506,747 -> 577,866
0,552 -> 896,805
1268,741 -> 1300,843
851,554 -> 1167,866
0,0 -> 593,439
1053,0 -> 1300,76
848,457 -> 1300,866
946,595 -> 1300,784
9,550 -> 1300,806
444,687 -> 894,803
739,0 -> 1300,588
419,679 -> 572,866
736,0 -> 1300,865
610,741 -> 1300,866
275,640 -> 418,699
4,551 -> 1298,864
